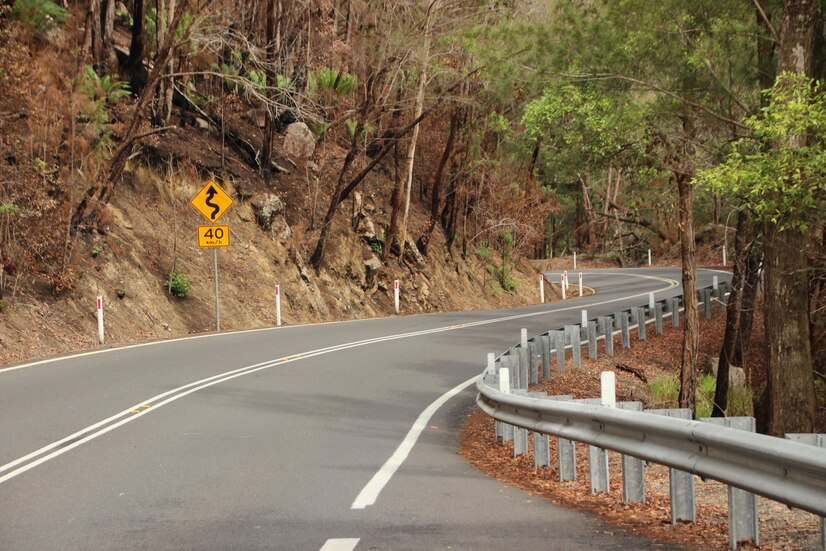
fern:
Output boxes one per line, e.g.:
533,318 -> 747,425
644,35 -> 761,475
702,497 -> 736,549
12,0 -> 68,30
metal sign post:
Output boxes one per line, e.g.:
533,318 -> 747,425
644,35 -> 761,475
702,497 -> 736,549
191,180 -> 233,332
213,249 -> 220,331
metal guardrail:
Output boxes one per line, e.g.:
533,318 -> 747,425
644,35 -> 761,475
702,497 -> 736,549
475,284 -> 826,521
476,383 -> 826,516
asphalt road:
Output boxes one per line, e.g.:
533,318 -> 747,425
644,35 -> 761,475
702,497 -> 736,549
0,268 -> 725,550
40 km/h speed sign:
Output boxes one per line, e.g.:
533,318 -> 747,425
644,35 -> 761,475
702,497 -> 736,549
198,225 -> 230,248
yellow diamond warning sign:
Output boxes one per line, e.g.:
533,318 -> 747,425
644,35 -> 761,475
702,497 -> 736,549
191,180 -> 233,223
198,225 -> 230,248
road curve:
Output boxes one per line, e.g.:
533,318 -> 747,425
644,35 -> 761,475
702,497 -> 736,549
0,268 -> 723,550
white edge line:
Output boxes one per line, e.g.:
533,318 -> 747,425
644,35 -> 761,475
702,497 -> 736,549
319,538 -> 360,551
350,375 -> 478,510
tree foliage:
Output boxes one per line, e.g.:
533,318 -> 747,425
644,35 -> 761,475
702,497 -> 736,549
697,74 -> 826,232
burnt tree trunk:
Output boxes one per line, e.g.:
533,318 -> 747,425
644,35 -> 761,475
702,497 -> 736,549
125,0 -> 147,93
262,0 -> 278,184
416,108 -> 459,256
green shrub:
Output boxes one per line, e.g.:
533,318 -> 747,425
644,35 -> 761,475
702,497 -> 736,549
166,268 -> 191,298
90,244 -> 102,258
13,0 -> 68,30
311,67 -> 358,96
646,375 -> 679,409
646,373 -> 753,417
474,240 -> 492,260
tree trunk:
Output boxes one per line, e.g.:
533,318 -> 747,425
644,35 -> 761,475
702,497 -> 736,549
398,69 -> 426,258
713,211 -> 756,416
125,0 -> 147,93
417,108 -> 459,255
677,172 -> 699,413
309,118 -> 364,271
87,0 -> 102,65
383,139 -> 403,261
100,0 -> 117,74
761,0 -> 819,436
262,0 -> 277,183
578,174 -> 595,250
159,0 -> 177,125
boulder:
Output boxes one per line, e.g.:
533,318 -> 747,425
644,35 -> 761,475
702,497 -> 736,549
364,256 -> 382,288
283,122 -> 316,160
251,194 -> 284,230
700,354 -> 747,388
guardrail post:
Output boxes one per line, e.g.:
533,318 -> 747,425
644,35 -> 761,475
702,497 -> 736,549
618,401 -> 645,503
702,288 -> 713,319
540,334 -> 551,381
575,398 -> 608,493
603,316 -> 615,356
671,297 -> 681,328
517,346 -> 529,390
785,433 -> 826,551
655,302 -> 664,335
629,306 -> 638,325
618,311 -> 631,348
544,395 -> 576,480
702,417 -> 760,549
587,321 -> 598,360
647,408 -> 696,524
637,307 -> 647,340
502,353 -> 517,391
715,283 -> 727,312
512,390 -> 529,457
528,340 -> 539,385
553,331 -> 566,372
530,392 -> 550,468
565,325 -> 582,367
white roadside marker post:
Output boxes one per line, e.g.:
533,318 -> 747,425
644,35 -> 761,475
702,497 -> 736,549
722,244 -> 727,266
394,279 -> 400,314
96,296 -> 104,345
713,275 -> 719,290
561,274 -> 567,300
648,249 -> 652,266
581,309 -> 588,327
563,270 -> 569,292
275,284 -> 282,327
573,251 -> 577,270
539,274 -> 545,303
578,272 -> 583,297
601,371 -> 616,408
649,292 -> 655,311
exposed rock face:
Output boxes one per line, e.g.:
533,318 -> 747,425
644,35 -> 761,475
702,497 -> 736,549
252,194 -> 284,230
283,122 -> 316,161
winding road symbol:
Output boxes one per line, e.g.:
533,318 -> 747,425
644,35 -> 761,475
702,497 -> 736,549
190,179 -> 233,223
204,185 -> 220,220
